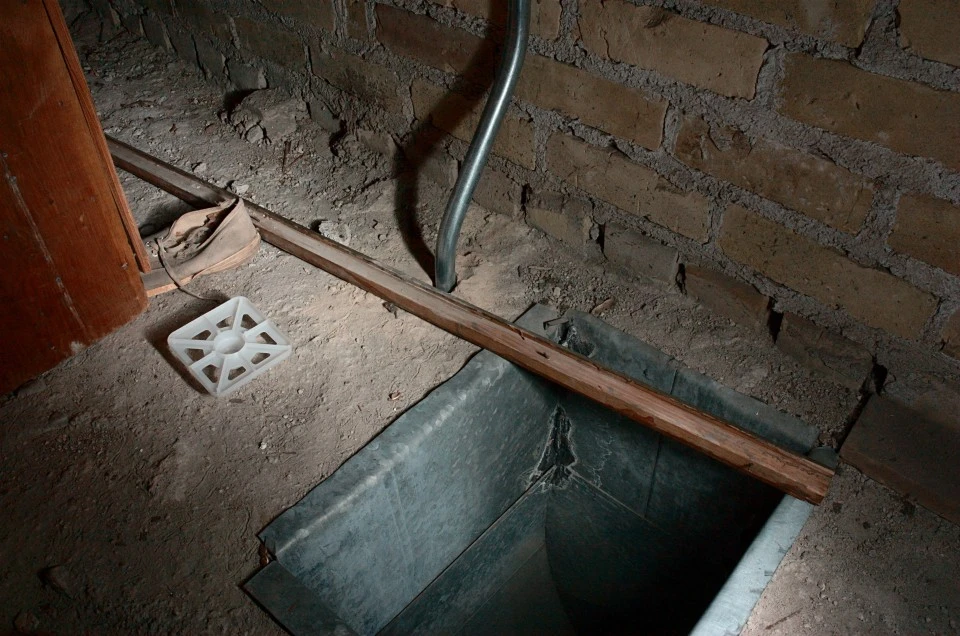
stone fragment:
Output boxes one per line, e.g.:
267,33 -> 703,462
230,89 -> 305,142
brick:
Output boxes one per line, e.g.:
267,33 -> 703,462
604,223 -> 679,284
776,313 -> 873,390
684,265 -> 770,330
779,54 -> 960,171
701,0 -> 874,47
235,17 -> 307,68
311,45 -> 403,114
517,55 -> 666,149
141,0 -> 173,15
944,310 -> 960,359
578,1 -> 767,99
889,194 -> 960,276
376,5 -> 494,84
841,395 -> 960,526
719,205 -> 938,339
262,0 -> 334,30
167,28 -> 196,64
675,114 -> 874,233
141,14 -> 170,50
547,134 -> 711,242
346,0 -> 368,39
473,168 -> 521,217
411,79 -> 536,169
899,0 -> 960,67
526,191 -> 594,246
195,38 -> 225,79
120,12 -> 143,37
174,1 -> 231,41
426,0 -> 562,40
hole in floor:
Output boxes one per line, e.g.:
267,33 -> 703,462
246,306 -> 817,635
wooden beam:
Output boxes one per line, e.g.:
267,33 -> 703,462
107,136 -> 833,505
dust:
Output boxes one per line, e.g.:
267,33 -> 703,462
0,10 -> 956,634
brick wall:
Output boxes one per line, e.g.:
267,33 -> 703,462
92,0 -> 960,389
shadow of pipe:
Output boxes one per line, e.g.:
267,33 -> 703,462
392,2 -> 509,285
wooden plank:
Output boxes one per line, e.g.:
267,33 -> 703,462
0,4 -> 146,394
107,136 -> 834,504
42,0 -> 150,272
841,395 -> 960,525
141,258 -> 178,297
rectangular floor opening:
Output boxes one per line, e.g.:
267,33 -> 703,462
246,305 -> 819,635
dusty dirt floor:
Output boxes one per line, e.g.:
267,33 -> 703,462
1,12 -> 958,635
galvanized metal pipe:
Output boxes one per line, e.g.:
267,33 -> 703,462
434,0 -> 530,292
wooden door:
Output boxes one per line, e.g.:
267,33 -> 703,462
0,0 -> 148,394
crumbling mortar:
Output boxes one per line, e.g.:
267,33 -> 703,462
883,255 -> 960,303
361,0 -> 376,40
930,299 -> 960,346
854,0 -> 960,93
702,199 -> 724,245
556,0 -> 577,45
543,17 -> 960,208
330,0 -> 346,43
917,298 -> 947,344
752,45 -> 784,110
860,187 -> 901,247
659,102 -> 681,156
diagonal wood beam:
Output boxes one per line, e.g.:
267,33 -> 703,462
107,135 -> 833,504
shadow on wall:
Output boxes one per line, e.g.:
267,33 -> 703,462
392,2 -> 508,284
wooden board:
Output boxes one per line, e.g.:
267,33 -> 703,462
841,395 -> 960,525
107,136 -> 833,505
0,1 -> 147,394
44,0 -> 150,272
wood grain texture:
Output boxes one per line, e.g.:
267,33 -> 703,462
108,136 -> 833,504
0,2 -> 146,393
43,0 -> 150,272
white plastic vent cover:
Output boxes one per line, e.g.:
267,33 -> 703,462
167,296 -> 292,396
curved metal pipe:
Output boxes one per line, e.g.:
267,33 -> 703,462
434,0 -> 530,292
